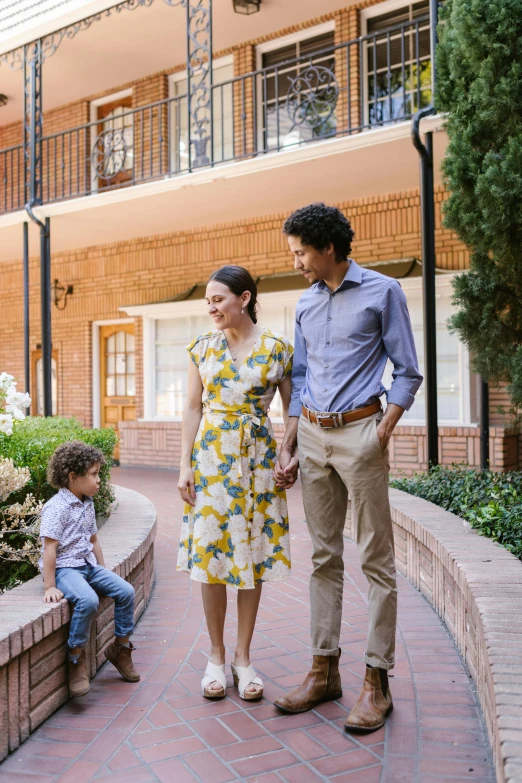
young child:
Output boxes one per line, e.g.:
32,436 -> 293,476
39,440 -> 139,697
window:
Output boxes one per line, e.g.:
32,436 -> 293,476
150,296 -> 297,420
364,0 -> 431,126
105,330 -> 135,397
170,59 -> 234,172
142,277 -> 475,427
258,27 -> 336,151
381,276 -> 478,425
155,315 -> 212,417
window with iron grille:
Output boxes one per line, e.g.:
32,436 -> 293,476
260,31 -> 336,151
365,0 -> 431,126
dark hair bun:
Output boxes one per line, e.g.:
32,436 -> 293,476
209,265 -> 258,324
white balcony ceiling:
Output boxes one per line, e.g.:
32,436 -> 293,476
0,0 -> 357,126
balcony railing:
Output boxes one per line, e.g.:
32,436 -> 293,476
0,16 -> 431,215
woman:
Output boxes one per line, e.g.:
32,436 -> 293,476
177,265 -> 293,701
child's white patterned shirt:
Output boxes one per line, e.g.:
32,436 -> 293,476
38,488 -> 97,571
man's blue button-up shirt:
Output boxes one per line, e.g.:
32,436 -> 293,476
289,260 -> 423,417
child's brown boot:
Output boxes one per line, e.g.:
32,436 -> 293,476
68,648 -> 90,697
105,639 -> 140,682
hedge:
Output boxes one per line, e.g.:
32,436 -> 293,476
0,417 -> 116,591
391,465 -> 522,560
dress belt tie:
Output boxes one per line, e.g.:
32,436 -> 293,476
203,407 -> 265,478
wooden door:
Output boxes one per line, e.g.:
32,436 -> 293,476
100,324 -> 136,462
95,96 -> 133,190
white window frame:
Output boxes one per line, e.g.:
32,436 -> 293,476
168,55 -> 234,170
255,22 -> 336,153
396,274 -> 477,427
89,89 -> 133,194
360,0 -> 431,129
126,276 -> 476,428
129,289 -> 303,423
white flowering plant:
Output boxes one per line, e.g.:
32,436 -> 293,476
0,372 -> 31,436
0,374 -> 40,590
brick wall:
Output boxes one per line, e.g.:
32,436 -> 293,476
353,488 -> 522,783
119,420 -> 520,474
0,186 -> 466,428
0,486 -> 156,761
0,0 -> 425,212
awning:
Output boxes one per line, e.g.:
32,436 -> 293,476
145,257 -> 428,307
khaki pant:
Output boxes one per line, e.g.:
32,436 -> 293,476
298,411 -> 397,669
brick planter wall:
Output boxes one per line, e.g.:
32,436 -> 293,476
119,420 -> 520,473
345,490 -> 522,783
0,485 -> 157,763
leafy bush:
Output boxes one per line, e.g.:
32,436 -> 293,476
0,417 -> 117,591
391,465 -> 522,559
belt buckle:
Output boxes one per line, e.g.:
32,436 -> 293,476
316,412 -> 343,429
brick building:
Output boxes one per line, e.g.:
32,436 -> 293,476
0,0 -> 518,473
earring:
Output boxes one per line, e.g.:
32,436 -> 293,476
241,308 -> 244,315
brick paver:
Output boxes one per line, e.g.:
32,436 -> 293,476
0,467 -> 495,782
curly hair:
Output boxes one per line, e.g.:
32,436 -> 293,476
282,203 -> 355,261
47,441 -> 105,489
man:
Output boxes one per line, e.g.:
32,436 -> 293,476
274,203 -> 422,733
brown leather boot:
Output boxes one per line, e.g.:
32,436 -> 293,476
105,639 -> 140,682
274,648 -> 342,714
344,666 -> 393,733
68,648 -> 90,697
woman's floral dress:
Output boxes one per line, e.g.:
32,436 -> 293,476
177,328 -> 293,589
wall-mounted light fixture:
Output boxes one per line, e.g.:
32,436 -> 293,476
52,279 -> 73,310
232,0 -> 261,14
0,95 -> 8,108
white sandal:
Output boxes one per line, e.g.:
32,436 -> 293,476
201,661 -> 227,699
231,662 -> 264,701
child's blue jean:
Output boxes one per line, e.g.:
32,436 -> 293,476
55,564 -> 135,649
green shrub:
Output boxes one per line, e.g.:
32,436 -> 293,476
391,465 -> 522,559
0,417 -> 117,591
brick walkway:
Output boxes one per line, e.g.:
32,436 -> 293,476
0,467 -> 494,783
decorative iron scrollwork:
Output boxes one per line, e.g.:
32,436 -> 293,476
0,0 -> 158,69
92,129 -> 128,180
186,0 -> 213,168
285,65 -> 338,134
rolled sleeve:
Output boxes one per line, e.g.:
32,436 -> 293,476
289,316 -> 306,417
381,282 -> 423,411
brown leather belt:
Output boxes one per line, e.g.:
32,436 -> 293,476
302,401 -> 381,429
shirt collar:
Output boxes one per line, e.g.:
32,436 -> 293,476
59,487 -> 93,505
316,259 -> 362,293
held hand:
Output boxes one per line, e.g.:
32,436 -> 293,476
178,466 -> 197,507
43,586 -> 64,603
274,449 -> 299,490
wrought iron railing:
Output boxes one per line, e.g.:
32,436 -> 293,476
0,15 -> 431,214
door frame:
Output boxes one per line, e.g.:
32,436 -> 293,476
92,318 -> 135,428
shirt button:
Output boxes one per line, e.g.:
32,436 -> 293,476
325,365 -> 329,368
326,341 -> 330,345
327,317 -> 332,321
324,388 -> 328,392
250,492 -> 254,498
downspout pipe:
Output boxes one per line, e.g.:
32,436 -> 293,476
412,108 -> 438,468
25,202 -> 52,417
23,221 -> 30,410
411,0 -> 439,468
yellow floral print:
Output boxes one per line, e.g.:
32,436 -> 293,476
177,328 -> 293,589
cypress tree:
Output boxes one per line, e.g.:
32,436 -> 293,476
436,0 -> 522,407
